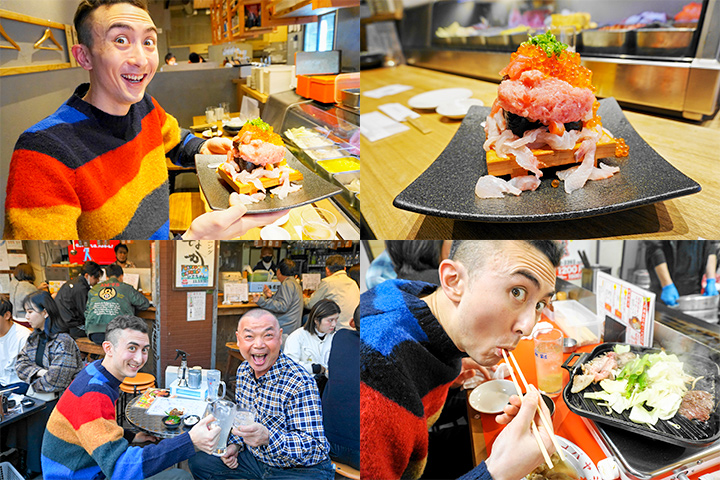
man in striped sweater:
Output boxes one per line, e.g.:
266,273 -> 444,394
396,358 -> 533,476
41,315 -> 220,479
361,241 -> 562,480
4,0 -> 284,240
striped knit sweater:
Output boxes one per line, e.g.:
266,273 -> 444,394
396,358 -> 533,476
4,83 -> 205,239
41,360 -> 196,479
360,280 -> 492,480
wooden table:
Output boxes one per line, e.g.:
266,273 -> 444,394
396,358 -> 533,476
361,65 -> 720,239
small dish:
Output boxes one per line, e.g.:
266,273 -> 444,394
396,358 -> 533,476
183,414 -> 200,427
162,415 -> 182,429
407,88 -> 473,110
260,225 -> 291,240
468,379 -> 515,414
271,211 -> 291,226
436,98 -> 485,119
541,393 -> 555,417
563,337 -> 578,353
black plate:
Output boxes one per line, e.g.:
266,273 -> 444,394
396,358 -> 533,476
195,152 -> 342,212
162,415 -> 182,429
393,98 -> 700,222
562,342 -> 720,447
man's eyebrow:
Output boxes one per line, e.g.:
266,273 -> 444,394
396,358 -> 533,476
241,326 -> 275,334
108,23 -> 158,34
513,270 -> 556,298
127,341 -> 150,348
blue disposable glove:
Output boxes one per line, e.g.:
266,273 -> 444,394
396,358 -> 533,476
661,283 -> 679,306
704,278 -> 718,296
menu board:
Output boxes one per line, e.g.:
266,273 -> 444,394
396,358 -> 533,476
175,241 -> 216,288
596,271 -> 655,346
224,283 -> 248,304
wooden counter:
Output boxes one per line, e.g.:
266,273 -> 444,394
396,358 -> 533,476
361,65 -> 720,239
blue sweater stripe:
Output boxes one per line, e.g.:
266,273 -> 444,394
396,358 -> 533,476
26,104 -> 88,133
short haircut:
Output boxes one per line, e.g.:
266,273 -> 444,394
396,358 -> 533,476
0,296 -> 12,317
24,290 -> 61,333
105,264 -> 124,278
83,261 -> 103,278
261,246 -> 273,256
164,52 -> 175,63
353,305 -> 360,330
449,241 -> 563,276
189,52 -> 200,63
277,258 -> 296,277
237,308 -> 279,331
114,243 -> 129,254
305,299 -> 340,334
105,314 -> 148,346
347,264 -> 360,287
13,263 -> 35,282
325,255 -> 346,273
74,0 -> 150,48
386,241 -> 443,276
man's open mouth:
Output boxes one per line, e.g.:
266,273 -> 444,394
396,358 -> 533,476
251,354 -> 267,366
121,73 -> 147,84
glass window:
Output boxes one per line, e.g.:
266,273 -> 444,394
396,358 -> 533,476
304,22 -> 318,52
303,11 -> 335,52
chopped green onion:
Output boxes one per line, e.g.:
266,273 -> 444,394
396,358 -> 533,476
523,32 -> 568,58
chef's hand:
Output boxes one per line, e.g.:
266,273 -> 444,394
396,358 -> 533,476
232,422 -> 269,447
189,415 -> 221,454
704,278 -> 718,296
486,385 -> 555,480
263,284 -> 272,298
450,357 -> 495,389
221,443 -> 240,469
133,432 -> 158,444
183,194 -> 288,240
661,283 -> 680,306
200,137 -> 233,155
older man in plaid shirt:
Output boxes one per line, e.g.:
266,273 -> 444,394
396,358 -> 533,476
189,309 -> 334,480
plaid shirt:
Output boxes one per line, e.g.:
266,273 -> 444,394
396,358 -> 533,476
229,352 -> 330,468
15,329 -> 83,393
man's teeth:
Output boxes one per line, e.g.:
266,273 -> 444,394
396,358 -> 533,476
122,74 -> 144,83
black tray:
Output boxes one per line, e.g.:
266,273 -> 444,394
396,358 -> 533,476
393,98 -> 701,222
195,152 -> 342,213
562,342 -> 720,447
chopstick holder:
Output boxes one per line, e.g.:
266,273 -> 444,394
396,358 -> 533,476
507,350 -> 565,461
501,349 -> 554,469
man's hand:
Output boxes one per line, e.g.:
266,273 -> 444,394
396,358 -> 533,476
221,443 -> 240,469
705,278 -> 718,296
250,293 -> 261,304
262,285 -> 272,298
486,385 -> 555,480
232,422 -> 269,447
200,137 -> 233,155
183,193 -> 288,240
189,415 -> 221,454
133,432 -> 158,444
450,357 -> 495,389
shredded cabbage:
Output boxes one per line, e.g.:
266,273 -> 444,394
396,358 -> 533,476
584,350 -> 694,426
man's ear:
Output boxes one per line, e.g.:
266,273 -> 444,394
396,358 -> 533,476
438,259 -> 466,304
102,340 -> 113,356
72,44 -> 93,71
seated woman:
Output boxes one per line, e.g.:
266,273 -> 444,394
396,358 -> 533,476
9,263 -> 39,327
12,290 -> 84,476
284,299 -> 339,395
0,297 -> 32,394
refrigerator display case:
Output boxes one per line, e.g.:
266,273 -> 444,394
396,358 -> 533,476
399,0 -> 720,119
280,102 -> 360,223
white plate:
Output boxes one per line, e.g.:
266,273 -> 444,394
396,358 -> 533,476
468,379 -> 515,414
407,88 -> 473,110
260,225 -> 291,240
436,98 -> 485,119
536,436 -> 601,480
271,211 -> 291,226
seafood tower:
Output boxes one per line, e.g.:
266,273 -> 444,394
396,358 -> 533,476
477,32 -> 629,198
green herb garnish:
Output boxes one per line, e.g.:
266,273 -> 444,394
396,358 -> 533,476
245,118 -> 271,131
523,32 -> 568,58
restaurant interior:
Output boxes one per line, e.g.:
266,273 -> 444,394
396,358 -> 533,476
0,0 -> 361,240
361,239 -> 720,480
0,239 -> 359,479
360,0 -> 720,240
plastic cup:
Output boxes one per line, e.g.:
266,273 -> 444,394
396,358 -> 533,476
533,328 -> 564,396
205,106 -> 216,123
301,207 -> 337,240
233,404 -> 256,427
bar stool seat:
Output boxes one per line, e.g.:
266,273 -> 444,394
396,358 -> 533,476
117,373 -> 156,425
334,461 -> 360,480
75,337 -> 105,362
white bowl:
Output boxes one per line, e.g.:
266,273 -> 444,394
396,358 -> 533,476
271,212 -> 291,226
468,379 -> 515,414
436,98 -> 485,119
260,225 -> 291,240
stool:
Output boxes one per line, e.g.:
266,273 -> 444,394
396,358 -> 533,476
334,461 -> 360,480
117,373 -> 155,426
75,337 -> 105,363
169,191 -> 205,234
225,342 -> 245,396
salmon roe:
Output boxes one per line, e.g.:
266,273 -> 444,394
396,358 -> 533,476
504,44 -> 595,91
238,123 -> 284,146
615,138 -> 629,157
